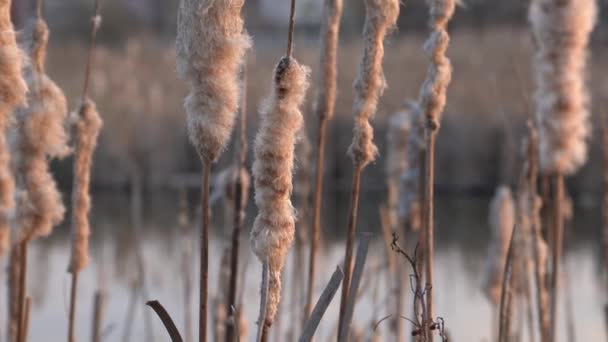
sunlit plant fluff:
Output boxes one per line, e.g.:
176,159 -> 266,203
0,0 -> 27,255
11,18 -> 70,243
418,0 -> 455,129
398,102 -> 424,232
176,0 -> 251,163
250,57 -> 310,327
529,0 -> 596,175
348,0 -> 399,168
67,100 -> 103,273
483,186 -> 515,304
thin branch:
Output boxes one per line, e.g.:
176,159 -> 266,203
146,300 -> 184,342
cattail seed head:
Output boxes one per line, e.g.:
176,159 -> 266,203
68,100 -> 103,273
250,57 -> 310,326
314,0 -> 342,121
418,0 -> 455,129
483,186 -> 515,305
348,0 -> 399,168
176,0 -> 251,163
530,0 -> 596,175
398,102 -> 424,232
0,0 -> 27,255
12,19 -> 70,242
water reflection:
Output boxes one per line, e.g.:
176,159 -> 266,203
15,191 -> 605,342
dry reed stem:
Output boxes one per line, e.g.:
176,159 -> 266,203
176,0 -> 250,163
8,242 -> 22,342
251,56 -> 310,328
0,0 -> 27,256
16,240 -> 27,342
67,272 -> 79,342
147,300 -> 184,342
548,174 -> 564,342
498,225 -> 517,342
417,0 -> 455,339
256,261 -> 270,342
305,0 -> 343,323
338,0 -> 398,336
484,186 -> 515,305
299,266 -> 344,342
529,0 -> 596,176
21,296 -> 31,342
602,117 -> 608,342
91,290 -> 105,342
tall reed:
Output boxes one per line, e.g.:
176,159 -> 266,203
416,0 -> 455,339
251,54 -> 310,339
66,1 -> 103,341
337,0 -> 398,337
305,0 -> 343,321
12,15 -> 70,342
529,0 -> 596,340
0,0 -> 27,257
176,0 -> 250,340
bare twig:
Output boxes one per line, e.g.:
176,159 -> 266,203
338,233 -> 372,342
299,267 -> 344,342
147,300 -> 184,342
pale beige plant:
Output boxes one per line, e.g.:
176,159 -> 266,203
530,0 -> 596,176
176,0 -> 251,163
67,100 -> 103,273
0,0 -> 27,255
250,57 -> 310,327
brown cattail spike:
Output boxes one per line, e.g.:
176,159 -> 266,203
67,100 -> 103,273
348,0 -> 399,168
176,0 -> 251,163
0,0 -> 28,255
251,56 -> 310,327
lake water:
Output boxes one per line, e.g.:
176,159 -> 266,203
9,191 -> 606,342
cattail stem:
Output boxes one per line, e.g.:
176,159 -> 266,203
16,240 -> 28,342
91,291 -> 105,342
286,0 -> 296,58
68,272 -> 79,342
423,128 -> 437,341
81,0 -> 101,103
548,174 -> 564,342
337,163 -> 362,339
225,70 -> 248,342
22,296 -> 31,342
199,161 -> 211,342
498,225 -> 516,342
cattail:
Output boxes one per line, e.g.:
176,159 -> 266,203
529,0 -> 596,176
251,57 -> 310,327
0,0 -> 27,255
398,102 -> 423,232
67,100 -> 103,273
176,0 -> 251,163
347,0 -> 399,168
12,18 -> 70,243
484,186 -> 515,305
418,0 -> 455,129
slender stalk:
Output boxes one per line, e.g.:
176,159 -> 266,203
299,267 -> 344,342
199,161 -> 211,342
337,164 -> 362,337
147,300 -> 184,342
286,0 -> 296,58
548,174 -> 564,342
305,115 -> 327,320
81,0 -> 101,103
16,241 -> 28,342
68,272 -> 79,342
225,69 -> 248,342
22,296 -> 31,342
256,261 -> 270,342
423,128 -> 437,341
91,291 -> 105,342
498,225 -> 517,342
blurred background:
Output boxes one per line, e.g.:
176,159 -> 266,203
5,0 -> 607,341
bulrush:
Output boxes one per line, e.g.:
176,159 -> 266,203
251,56 -> 310,330
338,0 -> 399,336
0,0 -> 27,255
176,1 -> 250,339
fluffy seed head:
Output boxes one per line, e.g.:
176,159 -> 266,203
250,57 -> 310,326
176,0 -> 251,163
313,0 -> 343,121
12,20 -> 70,242
484,186 -> 515,304
530,0 -> 596,175
68,100 -> 103,273
418,0 -> 455,128
348,0 -> 399,167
